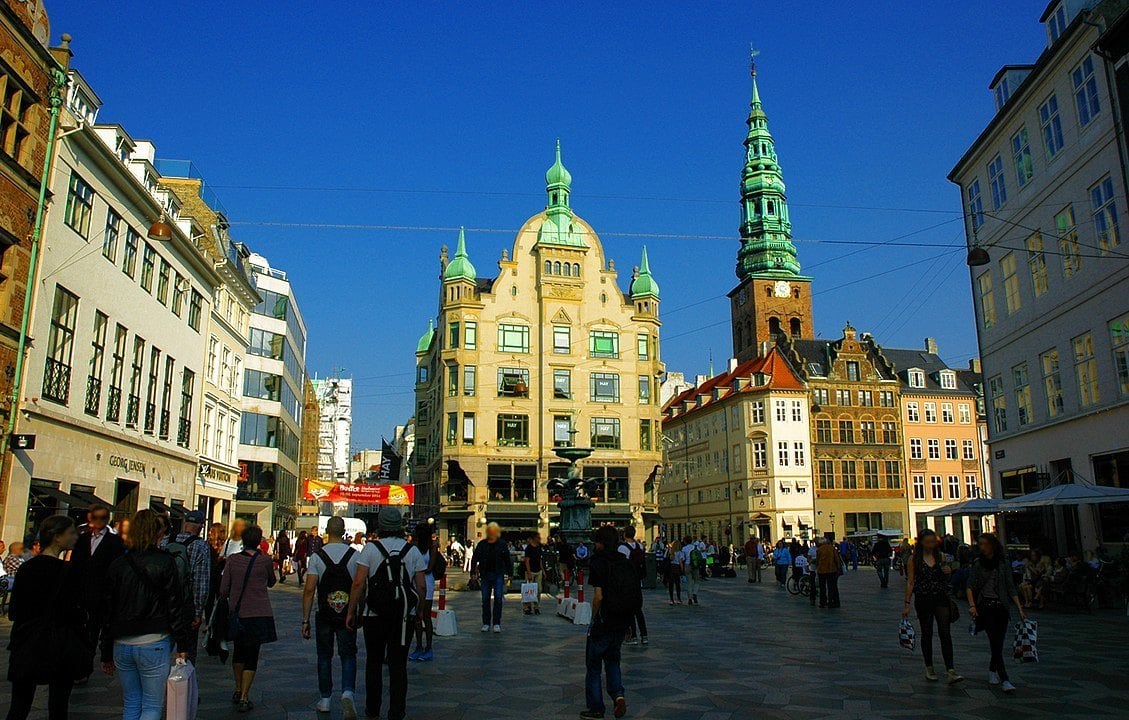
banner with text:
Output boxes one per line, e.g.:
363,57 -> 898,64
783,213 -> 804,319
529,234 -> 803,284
303,479 -> 414,505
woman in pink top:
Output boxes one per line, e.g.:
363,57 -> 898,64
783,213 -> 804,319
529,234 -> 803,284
219,525 -> 277,713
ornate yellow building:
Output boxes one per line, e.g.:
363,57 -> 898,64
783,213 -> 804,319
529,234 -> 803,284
413,144 -> 664,544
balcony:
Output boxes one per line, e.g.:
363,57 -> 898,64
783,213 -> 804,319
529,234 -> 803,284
42,358 -> 71,404
159,409 -> 170,440
84,376 -> 101,416
106,386 -> 121,422
177,417 -> 191,448
144,402 -> 156,434
125,394 -> 140,428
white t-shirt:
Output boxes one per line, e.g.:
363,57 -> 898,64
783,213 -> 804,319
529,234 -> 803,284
356,537 -> 428,580
307,542 -> 363,580
681,544 -> 697,568
794,555 -> 810,572
618,540 -> 643,559
222,538 -> 244,558
350,542 -> 366,553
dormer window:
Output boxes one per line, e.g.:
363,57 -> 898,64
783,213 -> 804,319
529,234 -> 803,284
939,370 -> 957,390
1046,3 -> 1068,44
994,78 -> 1011,112
908,369 -> 926,388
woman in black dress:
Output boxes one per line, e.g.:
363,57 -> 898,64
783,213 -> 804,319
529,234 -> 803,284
6,515 -> 86,720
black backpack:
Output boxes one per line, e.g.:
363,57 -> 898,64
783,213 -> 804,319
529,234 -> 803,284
600,554 -> 643,624
620,542 -> 646,580
366,542 -> 419,621
315,547 -> 355,627
431,550 -> 448,581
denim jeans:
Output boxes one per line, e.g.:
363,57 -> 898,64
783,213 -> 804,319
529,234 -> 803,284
114,636 -> 172,720
480,573 -> 505,626
362,617 -> 409,720
875,558 -> 892,587
585,622 -> 626,714
315,617 -> 357,698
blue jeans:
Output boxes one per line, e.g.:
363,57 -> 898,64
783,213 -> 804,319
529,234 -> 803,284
114,636 -> 172,720
875,558 -> 892,587
315,617 -> 357,698
585,623 -> 625,714
480,573 -> 505,626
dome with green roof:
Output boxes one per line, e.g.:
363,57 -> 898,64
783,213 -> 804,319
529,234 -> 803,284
545,139 -> 572,189
416,319 -> 435,354
630,246 -> 660,298
443,227 -> 476,282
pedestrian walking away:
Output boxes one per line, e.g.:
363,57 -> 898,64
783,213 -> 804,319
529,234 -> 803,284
523,532 -> 545,616
293,530 -> 310,583
219,524 -> 278,713
167,510 -> 212,665
665,541 -> 683,605
410,520 -> 442,661
346,507 -> 427,720
680,536 -> 700,605
580,525 -> 638,720
815,538 -> 841,608
966,533 -> 1026,694
70,503 -> 125,683
301,516 -> 361,718
744,534 -> 762,583
470,522 -> 510,632
872,533 -> 894,588
617,526 -> 648,646
99,509 -> 191,720
903,529 -> 963,684
222,518 -> 247,559
6,516 -> 87,720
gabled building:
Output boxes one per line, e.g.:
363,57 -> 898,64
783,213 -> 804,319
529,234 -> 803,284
661,348 -> 814,544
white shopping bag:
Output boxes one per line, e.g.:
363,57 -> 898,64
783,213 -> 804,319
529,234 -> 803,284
521,582 -> 539,603
166,658 -> 198,720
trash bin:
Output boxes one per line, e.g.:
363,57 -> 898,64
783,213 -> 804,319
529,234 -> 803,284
643,552 -> 658,589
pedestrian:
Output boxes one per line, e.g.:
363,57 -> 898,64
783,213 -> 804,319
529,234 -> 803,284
222,518 -> 247,558
6,515 -> 86,720
219,524 -> 278,712
409,520 -> 439,660
556,534 -> 575,578
301,516 -> 360,718
294,530 -> 310,583
815,537 -> 841,608
903,529 -> 963,684
463,533 -> 481,573
617,526 -> 648,646
680,535 -> 701,605
308,525 -> 325,555
523,532 -> 545,616
168,510 -> 211,664
744,534 -> 761,583
70,503 -> 125,683
772,540 -> 792,589
872,533 -> 894,588
580,524 -> 637,719
666,540 -> 683,605
99,509 -> 191,720
346,508 -> 427,720
966,533 -> 1026,693
4,540 -> 26,576
470,522 -> 510,633
350,532 -> 367,554
205,523 -> 226,619
275,529 -> 292,583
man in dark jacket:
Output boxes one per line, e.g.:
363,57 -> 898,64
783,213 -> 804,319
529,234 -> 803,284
871,534 -> 894,588
70,504 -> 124,676
582,525 -> 630,719
470,523 -> 510,633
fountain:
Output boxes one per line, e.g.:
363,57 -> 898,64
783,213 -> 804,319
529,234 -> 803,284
549,429 -> 602,546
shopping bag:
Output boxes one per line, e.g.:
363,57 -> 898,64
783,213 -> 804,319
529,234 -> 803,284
1013,618 -> 1039,663
521,582 -> 539,603
165,657 -> 198,720
898,619 -> 916,651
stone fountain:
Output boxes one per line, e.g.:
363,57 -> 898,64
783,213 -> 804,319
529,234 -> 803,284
549,430 -> 601,547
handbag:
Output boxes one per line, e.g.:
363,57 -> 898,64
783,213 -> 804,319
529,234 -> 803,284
520,582 -> 539,603
1013,618 -> 1039,663
225,553 -> 259,641
898,619 -> 917,651
165,657 -> 198,720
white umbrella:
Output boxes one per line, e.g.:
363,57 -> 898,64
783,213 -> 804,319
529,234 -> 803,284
998,483 -> 1129,510
926,497 -> 1002,517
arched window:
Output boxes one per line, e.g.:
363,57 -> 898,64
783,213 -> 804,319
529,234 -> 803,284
510,286 -> 518,297
766,200 -> 775,215
768,317 -> 781,338
552,193 -> 558,204
790,318 -> 801,337
600,292 -> 607,303
765,286 -> 773,297
553,261 -> 562,275
563,263 -> 571,277
573,263 -> 580,276
793,288 -> 801,299
544,261 -> 552,275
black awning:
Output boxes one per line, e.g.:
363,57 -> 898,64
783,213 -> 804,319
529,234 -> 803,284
29,484 -> 87,508
69,488 -> 112,509
149,499 -> 172,515
167,504 -> 188,520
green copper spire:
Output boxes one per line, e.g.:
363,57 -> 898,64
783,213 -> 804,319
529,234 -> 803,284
443,226 -> 477,282
416,319 -> 435,354
538,140 -> 586,246
630,245 -> 660,298
735,57 -> 802,280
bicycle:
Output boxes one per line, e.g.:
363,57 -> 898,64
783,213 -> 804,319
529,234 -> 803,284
787,573 -> 815,597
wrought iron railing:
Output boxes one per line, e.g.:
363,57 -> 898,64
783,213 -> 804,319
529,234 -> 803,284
159,409 -> 170,440
125,394 -> 140,427
42,358 -> 71,404
84,376 -> 101,416
106,386 -> 121,422
144,402 -> 156,434
177,417 -> 191,448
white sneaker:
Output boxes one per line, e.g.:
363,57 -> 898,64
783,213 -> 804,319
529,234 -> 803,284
341,691 -> 357,720
988,671 -> 1001,685
315,697 -> 331,713
481,624 -> 490,632
492,624 -> 502,633
1002,680 -> 1016,693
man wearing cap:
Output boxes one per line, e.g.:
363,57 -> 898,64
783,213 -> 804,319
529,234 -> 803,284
173,509 -> 213,663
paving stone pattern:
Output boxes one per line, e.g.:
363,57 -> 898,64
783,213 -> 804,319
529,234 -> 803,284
1,567 -> 1127,719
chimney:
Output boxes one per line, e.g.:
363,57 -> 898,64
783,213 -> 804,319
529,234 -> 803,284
694,374 -> 708,387
727,358 -> 738,373
924,337 -> 939,355
968,358 -> 982,374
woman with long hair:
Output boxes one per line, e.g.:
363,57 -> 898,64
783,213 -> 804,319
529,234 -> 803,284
409,521 -> 437,661
665,539 -> 682,605
205,522 -> 227,619
100,509 -> 190,720
967,533 -> 1026,693
902,529 -> 963,683
6,515 -> 84,720
223,518 -> 246,558
219,524 -> 277,712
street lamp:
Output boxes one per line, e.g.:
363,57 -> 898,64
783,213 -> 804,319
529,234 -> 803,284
147,217 -> 174,242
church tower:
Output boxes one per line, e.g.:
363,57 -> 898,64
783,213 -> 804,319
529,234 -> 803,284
729,57 -> 813,363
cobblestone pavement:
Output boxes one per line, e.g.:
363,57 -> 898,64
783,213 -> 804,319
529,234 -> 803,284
2,567 -> 1127,719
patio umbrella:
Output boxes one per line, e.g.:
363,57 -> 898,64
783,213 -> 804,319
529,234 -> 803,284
926,497 -> 1002,516
998,483 -> 1129,510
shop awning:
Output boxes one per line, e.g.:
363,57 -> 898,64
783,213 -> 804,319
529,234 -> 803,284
29,484 -> 86,508
69,488 -> 112,509
149,499 -> 182,517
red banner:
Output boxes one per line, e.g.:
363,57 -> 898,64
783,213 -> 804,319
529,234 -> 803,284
303,479 -> 414,505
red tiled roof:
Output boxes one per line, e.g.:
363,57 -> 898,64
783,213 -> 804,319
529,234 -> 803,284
662,347 -> 805,421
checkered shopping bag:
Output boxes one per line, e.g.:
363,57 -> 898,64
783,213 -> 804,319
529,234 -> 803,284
1013,618 -> 1038,663
898,619 -> 916,651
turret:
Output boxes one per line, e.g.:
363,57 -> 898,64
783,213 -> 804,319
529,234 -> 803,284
442,227 -> 477,304
630,246 -> 660,319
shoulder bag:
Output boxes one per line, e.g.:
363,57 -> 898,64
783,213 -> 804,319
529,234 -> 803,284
225,553 -> 258,641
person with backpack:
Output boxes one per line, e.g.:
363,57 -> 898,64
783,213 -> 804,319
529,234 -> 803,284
410,520 -> 444,661
580,525 -> 637,719
346,508 -> 427,720
680,536 -> 701,606
469,522 -> 510,633
219,524 -> 278,713
617,526 -> 648,646
301,516 -> 361,717
167,510 -> 211,665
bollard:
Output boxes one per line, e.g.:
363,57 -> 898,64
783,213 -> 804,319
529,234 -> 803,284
573,568 -> 592,626
577,569 -> 585,603
433,575 -> 458,636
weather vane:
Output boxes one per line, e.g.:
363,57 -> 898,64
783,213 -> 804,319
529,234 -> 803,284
750,45 -> 760,76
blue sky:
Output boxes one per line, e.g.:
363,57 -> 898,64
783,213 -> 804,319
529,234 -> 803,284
48,1 -> 1048,448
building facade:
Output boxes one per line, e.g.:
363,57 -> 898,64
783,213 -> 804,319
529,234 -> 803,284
413,145 -> 664,544
661,350 -> 814,544
2,69 -> 221,541
237,251 -> 307,533
949,0 -> 1129,552
313,375 -> 352,482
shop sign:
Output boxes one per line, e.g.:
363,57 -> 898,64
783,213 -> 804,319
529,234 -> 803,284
109,455 -> 146,476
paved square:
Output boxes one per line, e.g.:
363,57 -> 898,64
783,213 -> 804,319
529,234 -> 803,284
2,567 -> 1127,719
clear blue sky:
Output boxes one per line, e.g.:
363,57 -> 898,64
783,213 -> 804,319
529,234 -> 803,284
48,1 -> 1048,449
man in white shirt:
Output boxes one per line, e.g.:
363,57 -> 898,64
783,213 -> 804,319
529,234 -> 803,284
350,531 -> 367,553
346,508 -> 427,720
681,538 -> 701,605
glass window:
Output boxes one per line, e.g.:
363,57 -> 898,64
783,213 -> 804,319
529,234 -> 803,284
464,321 -> 477,349
103,211 -> 120,261
910,438 -> 923,460
886,461 -> 902,489
497,414 -> 529,447
591,417 -> 621,449
777,441 -> 789,467
794,441 -> 806,467
989,375 -> 1007,432
553,415 -> 573,446
463,365 -> 476,396
1013,363 -> 1033,426
988,154 -> 1007,209
751,400 -> 764,424
846,361 -> 860,381
638,375 -> 651,403
1072,55 -> 1101,128
817,459 -> 834,489
446,413 -> 457,445
637,333 -> 649,360
754,441 -> 768,470
863,460 -> 879,489
775,400 -> 787,421
462,413 -> 475,445
924,402 -> 937,423
928,439 -> 940,460
841,460 -> 858,489
448,322 -> 459,349
640,420 -> 652,451
590,372 -> 620,403
907,402 -> 920,422
1012,127 -> 1033,188
1073,332 -> 1099,407
171,272 -> 185,316
962,439 -> 976,460
553,369 -> 571,399
942,403 -> 954,423
913,475 -> 926,500
945,439 -> 958,460
1056,206 -> 1081,277
838,419 -> 854,443
1111,313 -> 1129,398
1048,3 -> 1067,41
589,330 -> 619,358
553,325 -> 570,354
1091,175 -> 1120,252
64,173 -> 94,237
909,370 -> 925,388
140,244 -> 156,292
965,475 -> 980,499
497,367 -> 530,397
967,179 -> 984,230
1039,94 -> 1065,160
948,475 -> 961,499
243,369 -> 282,401
498,324 -> 530,353
977,272 -> 996,329
882,421 -> 897,444
958,403 -> 972,423
1001,252 -> 1021,314
930,476 -> 943,500
816,419 -> 832,443
42,286 -> 79,404
122,227 -> 139,278
1026,233 -> 1048,297
447,363 -> 459,396
188,291 -> 203,331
